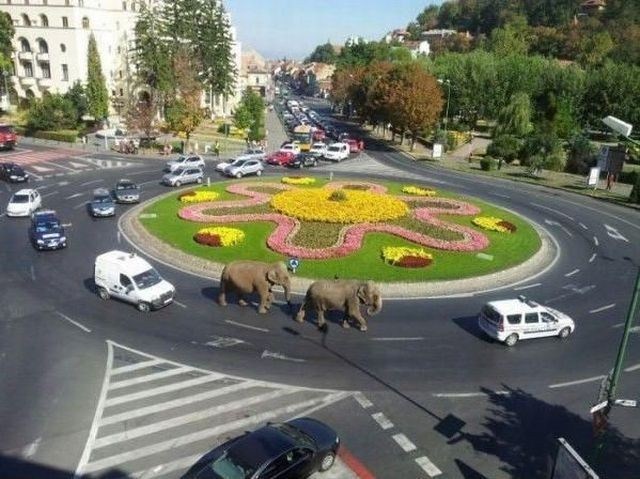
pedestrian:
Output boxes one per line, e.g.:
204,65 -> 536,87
214,140 -> 220,159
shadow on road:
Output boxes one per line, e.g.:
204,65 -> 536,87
451,315 -> 495,344
0,453 -> 132,479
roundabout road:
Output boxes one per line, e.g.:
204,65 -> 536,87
1,141 -> 639,479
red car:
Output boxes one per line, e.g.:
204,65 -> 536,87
344,138 -> 364,155
266,150 -> 295,166
0,124 -> 17,150
312,129 -> 326,141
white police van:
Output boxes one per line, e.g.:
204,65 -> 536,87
478,296 -> 575,346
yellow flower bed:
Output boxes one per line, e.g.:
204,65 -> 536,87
271,188 -> 408,223
281,177 -> 316,185
178,190 -> 219,203
473,216 -> 513,233
381,246 -> 432,264
402,185 -> 437,197
196,227 -> 245,246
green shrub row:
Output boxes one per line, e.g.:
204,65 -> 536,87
32,130 -> 79,143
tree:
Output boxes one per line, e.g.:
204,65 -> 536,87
496,92 -> 533,137
487,134 -> 521,164
489,17 -> 530,57
234,88 -> 265,141
565,133 -> 595,174
233,104 -> 253,131
64,81 -> 88,123
26,94 -> 78,131
577,31 -> 614,67
630,171 -> 640,204
0,12 -> 14,60
125,93 -> 157,140
133,3 -> 172,95
86,34 -> 109,120
305,42 -> 337,64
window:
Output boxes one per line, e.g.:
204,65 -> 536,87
43,0 -> 48,5
119,88 -> 123,96
40,62 -> 50,79
39,14 -> 48,27
62,17 -> 69,28
82,17 -> 89,29
118,70 -> 122,79
541,312 -> 556,323
524,313 -> 539,324
60,43 -> 66,53
79,0 -> 84,6
65,0 -> 70,5
21,14 -> 31,27
37,39 -> 48,54
507,314 -> 522,325
62,64 -> 68,81
22,62 -> 33,77
119,274 -> 132,288
19,38 -> 31,52
122,1 -> 127,10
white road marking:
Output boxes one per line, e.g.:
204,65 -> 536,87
392,433 -> 417,452
30,265 -> 35,281
371,337 -> 425,341
204,336 -> 247,348
261,350 -> 306,362
625,363 -> 640,373
30,164 -> 54,172
225,319 -> 269,332
544,219 -> 573,237
589,304 -> 616,314
492,193 -> 510,199
65,193 -> 83,200
371,412 -> 394,430
25,169 -> 44,180
55,311 -> 91,333
593,236 -> 599,246
42,160 -> 76,171
428,293 -> 474,299
589,253 -> 597,263
108,366 -> 191,390
532,203 -> 575,221
128,169 -> 162,176
42,190 -> 59,198
604,224 -> 629,242
415,456 -> 443,477
128,454 -> 201,479
353,392 -> 373,409
549,375 -> 606,389
579,222 -> 588,230
67,161 -> 90,169
513,283 -> 542,291
57,181 -> 69,186
73,201 -> 88,210
173,299 -> 187,308
110,359 -> 163,375
22,437 -> 41,458
565,269 -> 580,277
432,391 -> 510,398
80,179 -> 104,187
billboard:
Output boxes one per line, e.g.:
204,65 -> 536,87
550,438 -> 599,479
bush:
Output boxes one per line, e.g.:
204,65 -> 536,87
26,94 -> 78,131
487,134 -> 521,164
32,130 -> 79,143
480,156 -> 496,171
630,172 -> 640,204
619,170 -> 639,185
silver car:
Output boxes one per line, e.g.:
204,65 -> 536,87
236,148 -> 266,162
162,167 -> 204,187
165,154 -> 205,172
224,159 -> 264,178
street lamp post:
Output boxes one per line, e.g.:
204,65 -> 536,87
437,79 -> 451,137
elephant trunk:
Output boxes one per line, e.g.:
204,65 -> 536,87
367,294 -> 382,316
283,280 -> 292,304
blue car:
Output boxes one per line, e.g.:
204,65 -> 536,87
30,210 -> 67,250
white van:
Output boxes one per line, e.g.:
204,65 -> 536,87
94,250 -> 175,312
478,296 -> 575,346
323,143 -> 349,162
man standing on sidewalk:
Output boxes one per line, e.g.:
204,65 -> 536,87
214,140 -> 220,159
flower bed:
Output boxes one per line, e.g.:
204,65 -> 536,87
473,216 -> 518,233
402,185 -> 437,197
281,176 -> 316,185
382,246 -> 433,268
178,190 -> 219,203
194,227 -> 245,247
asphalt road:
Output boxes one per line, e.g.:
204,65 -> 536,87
0,123 -> 639,479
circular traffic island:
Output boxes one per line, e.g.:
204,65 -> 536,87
124,177 -> 549,294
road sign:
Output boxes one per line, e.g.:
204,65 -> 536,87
590,401 -> 609,414
288,257 -> 300,273
433,143 -> 443,159
603,116 -> 633,138
587,167 -> 600,187
613,399 -> 637,408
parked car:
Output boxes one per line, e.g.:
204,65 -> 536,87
183,418 -> 340,479
343,138 -> 364,154
0,124 -> 18,150
29,210 -> 67,250
280,142 -> 302,155
309,143 -> 327,158
289,153 -> 318,168
6,188 -> 41,217
165,154 -> 205,172
162,167 -> 204,187
224,158 -> 264,178
89,188 -> 116,217
266,150 -> 295,166
0,162 -> 29,183
113,179 -> 140,204
216,157 -> 242,173
323,143 -> 350,162
478,296 -> 575,347
237,148 -> 267,162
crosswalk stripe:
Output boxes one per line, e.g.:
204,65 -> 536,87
30,164 -> 54,172
68,161 -> 90,168
129,453 -> 202,479
83,392 -> 346,474
99,381 -> 259,426
94,389 -> 301,448
104,374 -> 225,407
109,366 -> 191,390
111,359 -> 164,376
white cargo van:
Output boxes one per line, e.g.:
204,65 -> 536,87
94,250 -> 175,312
323,143 -> 349,162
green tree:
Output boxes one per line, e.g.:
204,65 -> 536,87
0,12 -> 15,60
86,34 -> 109,120
233,104 -> 253,131
577,31 -> 614,67
64,81 -> 88,123
489,18 -> 530,57
630,171 -> 640,204
305,42 -> 337,64
26,94 -> 78,131
235,88 -> 265,141
496,92 -> 533,137
487,134 -> 522,164
133,3 -> 172,94
565,133 -> 595,174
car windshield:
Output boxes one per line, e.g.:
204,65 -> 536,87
132,268 -> 163,289
275,423 -> 316,448
328,146 -> 341,152
94,195 -> 112,204
0,126 -> 14,134
173,168 -> 185,175
196,451 -> 256,479
35,221 -> 60,233
117,183 -> 137,190
11,194 -> 29,203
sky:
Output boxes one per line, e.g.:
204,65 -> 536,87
225,0 -> 438,60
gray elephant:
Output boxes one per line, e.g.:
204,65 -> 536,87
295,280 -> 382,331
218,261 -> 292,314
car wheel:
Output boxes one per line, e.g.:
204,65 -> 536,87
235,172 -> 243,179
137,302 -> 151,313
504,333 -> 518,347
98,288 -> 110,301
319,452 -> 335,471
558,327 -> 571,339
256,170 -> 262,176
175,181 -> 182,187
196,177 -> 203,184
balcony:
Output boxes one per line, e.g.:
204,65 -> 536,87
38,78 -> 52,88
18,51 -> 33,60
20,77 -> 36,87
36,52 -> 49,62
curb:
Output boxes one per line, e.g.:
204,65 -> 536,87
118,183 -> 558,300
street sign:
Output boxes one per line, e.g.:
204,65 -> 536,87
603,116 -> 633,138
587,167 -> 600,187
433,143 -> 443,159
613,399 -> 637,408
288,257 -> 300,273
590,401 -> 608,414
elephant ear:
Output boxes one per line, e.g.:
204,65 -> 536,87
266,268 -> 278,284
357,283 -> 368,302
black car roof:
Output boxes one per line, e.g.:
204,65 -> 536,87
227,425 -> 296,469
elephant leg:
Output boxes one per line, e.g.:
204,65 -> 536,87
238,295 -> 248,307
257,295 -> 269,314
218,281 -> 227,306
347,304 -> 367,332
295,300 -> 307,323
317,309 -> 327,329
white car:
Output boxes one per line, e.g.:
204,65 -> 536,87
323,143 -> 349,162
6,188 -> 41,217
309,142 -> 327,158
224,159 -> 264,178
280,143 -> 301,155
165,154 -> 205,172
236,148 -> 267,162
478,296 -> 575,347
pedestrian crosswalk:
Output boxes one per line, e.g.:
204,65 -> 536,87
75,341 -> 354,479
317,153 -> 432,181
0,147 -> 82,166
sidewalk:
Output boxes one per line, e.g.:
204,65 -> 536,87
265,107 -> 289,151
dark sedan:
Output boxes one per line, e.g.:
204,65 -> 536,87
288,153 -> 318,169
0,162 -> 29,183
183,418 -> 340,479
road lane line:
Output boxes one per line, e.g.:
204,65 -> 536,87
108,366 -> 191,390
416,456 -> 443,477
42,160 -> 76,171
55,311 -> 91,333
22,437 -> 42,458
291,392 -> 352,420
128,454 -> 202,479
624,363 -> 640,373
589,253 -> 597,263
531,203 -> 575,221
589,304 -> 616,314
82,393 -> 346,474
111,359 -> 163,376
392,433 -> 417,452
432,391 -> 510,398
80,179 -> 104,187
549,375 -> 606,389
94,389 -> 299,448
173,300 -> 187,308
225,319 -> 269,332
579,222 -> 588,230
42,191 -> 59,198
593,236 -> 599,246
371,337 -> 425,341
99,381 -> 258,426
565,269 -> 580,277
30,265 -> 35,281
73,201 -> 88,210
353,392 -> 373,409
513,283 -> 541,291
65,193 -> 83,200
371,412 -> 394,430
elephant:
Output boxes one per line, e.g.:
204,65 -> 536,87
295,280 -> 382,332
218,261 -> 292,314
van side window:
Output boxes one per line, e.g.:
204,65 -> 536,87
507,314 -> 522,325
541,312 -> 555,322
525,312 -> 539,324
120,274 -> 132,288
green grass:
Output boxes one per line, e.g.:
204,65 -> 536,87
140,178 -> 541,282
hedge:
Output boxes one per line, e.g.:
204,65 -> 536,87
32,130 -> 79,143
618,169 -> 638,185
